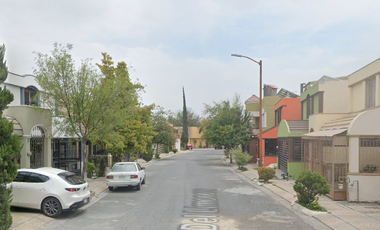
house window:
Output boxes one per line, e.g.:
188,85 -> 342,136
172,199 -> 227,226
275,107 -> 282,126
306,95 -> 314,118
366,76 -> 376,108
24,86 -> 38,106
319,93 -> 323,113
262,112 -> 267,128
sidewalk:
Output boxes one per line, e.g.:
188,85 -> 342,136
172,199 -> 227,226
225,157 -> 380,230
10,150 -> 186,230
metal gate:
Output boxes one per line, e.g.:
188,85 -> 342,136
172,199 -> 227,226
278,139 -> 289,173
30,126 -> 45,168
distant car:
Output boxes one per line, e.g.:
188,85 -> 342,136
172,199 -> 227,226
186,144 -> 193,150
215,145 -> 223,149
8,167 -> 91,218
106,162 -> 146,191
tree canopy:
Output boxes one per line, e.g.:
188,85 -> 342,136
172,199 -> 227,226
168,108 -> 201,127
202,95 -> 252,158
152,107 -> 175,153
34,43 -> 129,178
93,53 -> 154,161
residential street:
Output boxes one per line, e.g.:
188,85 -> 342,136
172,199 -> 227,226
35,149 -> 323,230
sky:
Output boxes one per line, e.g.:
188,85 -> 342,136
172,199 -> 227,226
1,0 -> 380,116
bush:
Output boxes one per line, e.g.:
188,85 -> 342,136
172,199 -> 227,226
362,164 -> 379,173
172,148 -> 178,153
87,161 -> 96,178
155,153 -> 160,159
97,157 -> 106,177
293,170 -> 330,211
142,148 -> 154,162
231,149 -> 252,169
258,167 -> 275,182
164,145 -> 169,153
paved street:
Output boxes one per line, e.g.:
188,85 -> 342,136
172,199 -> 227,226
32,149 -> 322,230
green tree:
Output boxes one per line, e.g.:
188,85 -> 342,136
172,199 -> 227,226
232,149 -> 252,169
0,44 -> 23,229
293,170 -> 330,210
93,53 -> 154,162
34,43 -> 125,178
202,94 -> 252,163
168,108 -> 201,127
181,87 -> 189,149
152,107 -> 175,155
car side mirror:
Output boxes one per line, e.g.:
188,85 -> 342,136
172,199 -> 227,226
141,167 -> 145,170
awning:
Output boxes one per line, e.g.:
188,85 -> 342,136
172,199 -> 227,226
302,129 -> 347,139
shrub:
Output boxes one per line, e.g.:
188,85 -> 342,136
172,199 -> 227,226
258,167 -> 275,182
87,161 -> 96,178
129,153 -> 137,162
231,149 -> 252,169
293,170 -> 330,211
97,157 -> 106,177
155,153 -> 160,159
164,145 -> 169,153
142,148 -> 154,162
172,148 -> 178,153
362,164 -> 379,173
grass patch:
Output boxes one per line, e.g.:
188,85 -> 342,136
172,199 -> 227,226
295,200 -> 327,212
238,166 -> 248,171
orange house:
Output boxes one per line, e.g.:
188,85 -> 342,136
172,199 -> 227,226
260,97 -> 301,166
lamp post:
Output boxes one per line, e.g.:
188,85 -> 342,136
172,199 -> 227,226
231,54 -> 263,167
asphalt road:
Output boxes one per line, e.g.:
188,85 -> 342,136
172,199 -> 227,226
39,149 -> 319,230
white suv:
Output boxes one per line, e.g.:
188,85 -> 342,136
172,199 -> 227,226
9,167 -> 91,217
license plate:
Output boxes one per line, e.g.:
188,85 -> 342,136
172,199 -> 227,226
118,176 -> 125,180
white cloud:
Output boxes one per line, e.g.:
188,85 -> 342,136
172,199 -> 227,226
1,0 -> 380,115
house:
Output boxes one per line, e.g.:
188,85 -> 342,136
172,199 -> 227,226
2,72 -> 52,168
300,75 -> 351,200
188,127 -> 207,148
273,97 -> 305,179
245,85 -> 299,166
344,58 -> 380,202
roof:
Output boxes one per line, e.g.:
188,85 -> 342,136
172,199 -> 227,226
266,84 -> 278,89
321,113 -> 360,130
245,95 -> 259,104
287,120 -> 309,133
302,128 -> 347,138
277,88 -> 299,98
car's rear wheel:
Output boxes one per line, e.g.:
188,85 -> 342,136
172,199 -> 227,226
42,197 -> 62,218
142,176 -> 146,184
109,186 -> 114,191
136,181 -> 141,190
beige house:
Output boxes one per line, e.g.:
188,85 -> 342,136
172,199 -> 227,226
302,60 -> 380,202
345,59 -> 380,202
2,72 -> 52,168
188,127 -> 207,148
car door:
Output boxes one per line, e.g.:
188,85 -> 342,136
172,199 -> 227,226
10,171 -> 29,206
18,172 -> 52,209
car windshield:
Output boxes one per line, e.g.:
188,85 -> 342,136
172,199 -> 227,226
111,164 -> 136,172
58,172 -> 86,185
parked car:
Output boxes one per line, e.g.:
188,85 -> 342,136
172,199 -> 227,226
8,167 -> 91,218
106,162 -> 146,191
186,144 -> 193,150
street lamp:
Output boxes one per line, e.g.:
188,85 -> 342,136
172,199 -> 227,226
231,54 -> 263,167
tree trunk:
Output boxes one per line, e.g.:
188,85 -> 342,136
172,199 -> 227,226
81,138 -> 88,179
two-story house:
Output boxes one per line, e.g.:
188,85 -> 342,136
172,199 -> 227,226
2,72 -> 52,169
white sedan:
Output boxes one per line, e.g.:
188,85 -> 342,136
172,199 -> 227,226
106,162 -> 146,191
8,167 -> 91,218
